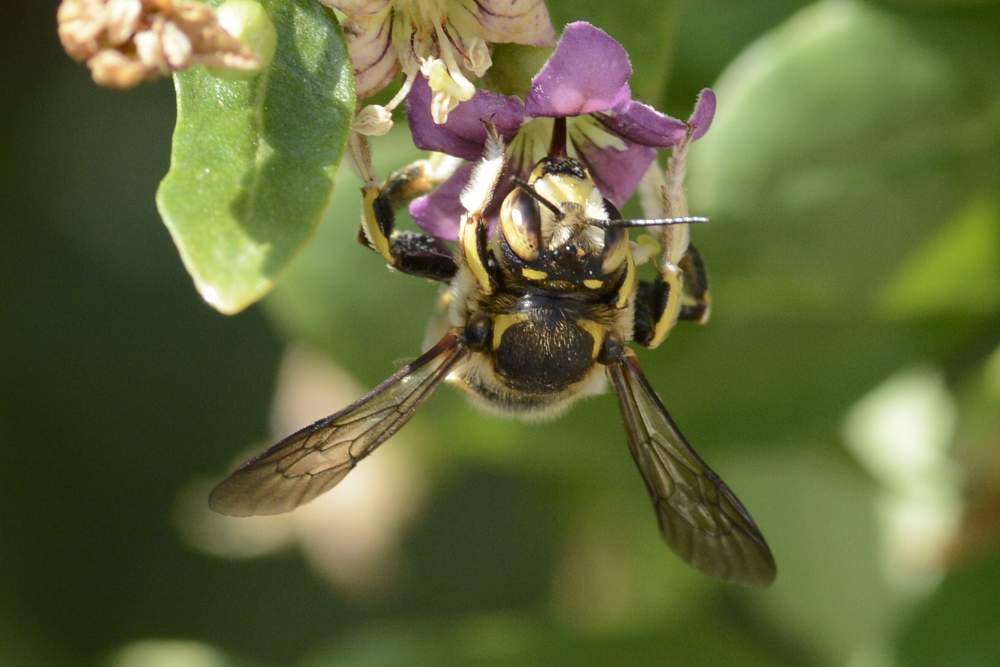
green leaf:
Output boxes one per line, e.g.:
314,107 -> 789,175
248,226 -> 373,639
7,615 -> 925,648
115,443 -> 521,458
263,126 -> 431,378
157,0 -> 354,314
479,44 -> 552,98
676,0 -> 1000,440
688,0 -> 1000,318
877,197 -> 1000,319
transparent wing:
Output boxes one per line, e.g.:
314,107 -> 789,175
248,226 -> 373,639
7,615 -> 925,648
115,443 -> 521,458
210,332 -> 467,517
607,351 -> 777,587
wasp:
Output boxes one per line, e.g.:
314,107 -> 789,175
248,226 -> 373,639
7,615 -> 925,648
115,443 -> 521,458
210,119 -> 776,587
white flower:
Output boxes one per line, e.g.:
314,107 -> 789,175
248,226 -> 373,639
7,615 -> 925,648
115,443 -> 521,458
323,0 -> 555,130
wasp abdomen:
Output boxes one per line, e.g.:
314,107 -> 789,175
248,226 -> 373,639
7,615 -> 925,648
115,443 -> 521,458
493,305 -> 595,393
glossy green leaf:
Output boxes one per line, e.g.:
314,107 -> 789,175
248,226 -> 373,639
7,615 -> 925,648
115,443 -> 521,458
157,0 -> 354,314
264,126 -> 432,376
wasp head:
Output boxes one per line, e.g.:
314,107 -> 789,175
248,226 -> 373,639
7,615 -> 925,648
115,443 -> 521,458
496,153 -> 629,287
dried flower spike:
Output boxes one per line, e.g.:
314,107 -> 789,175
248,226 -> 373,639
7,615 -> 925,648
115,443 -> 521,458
324,0 -> 556,132
57,0 -> 263,89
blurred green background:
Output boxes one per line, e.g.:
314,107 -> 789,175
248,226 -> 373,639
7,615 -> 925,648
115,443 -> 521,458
5,1 -> 1000,665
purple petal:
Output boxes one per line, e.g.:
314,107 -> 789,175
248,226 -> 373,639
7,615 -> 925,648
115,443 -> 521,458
598,101 -> 688,148
573,140 -> 655,207
409,163 -> 473,240
525,22 -> 632,118
687,88 -> 717,140
407,77 -> 525,161
410,163 -> 516,240
599,87 -> 718,148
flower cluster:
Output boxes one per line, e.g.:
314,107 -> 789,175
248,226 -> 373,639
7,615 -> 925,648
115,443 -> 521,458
57,0 -> 260,88
325,0 -> 556,134
404,21 -> 715,239
55,0 -> 715,276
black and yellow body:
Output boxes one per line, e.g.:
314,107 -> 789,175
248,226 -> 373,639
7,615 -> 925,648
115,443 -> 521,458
444,153 -> 637,417
210,122 -> 777,588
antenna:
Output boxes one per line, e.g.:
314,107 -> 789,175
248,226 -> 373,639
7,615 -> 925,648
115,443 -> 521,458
590,216 -> 710,229
512,177 -> 562,217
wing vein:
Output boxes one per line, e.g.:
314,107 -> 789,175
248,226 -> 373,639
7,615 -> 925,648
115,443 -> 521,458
209,332 -> 467,516
607,352 -> 776,587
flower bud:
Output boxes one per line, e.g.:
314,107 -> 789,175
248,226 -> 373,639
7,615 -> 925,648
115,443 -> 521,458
353,105 -> 394,136
211,0 -> 277,79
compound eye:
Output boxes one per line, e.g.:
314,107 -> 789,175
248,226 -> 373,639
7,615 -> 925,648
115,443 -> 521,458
500,188 -> 542,262
600,199 -> 628,273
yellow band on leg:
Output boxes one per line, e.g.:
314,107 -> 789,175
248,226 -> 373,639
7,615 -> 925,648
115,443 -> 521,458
649,261 -> 683,349
361,185 -> 394,264
460,213 -> 494,294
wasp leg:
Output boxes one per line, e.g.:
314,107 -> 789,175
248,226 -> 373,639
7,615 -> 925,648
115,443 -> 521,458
457,123 -> 506,295
678,243 -> 711,324
359,160 -> 458,283
632,244 -> 712,348
632,277 -> 666,347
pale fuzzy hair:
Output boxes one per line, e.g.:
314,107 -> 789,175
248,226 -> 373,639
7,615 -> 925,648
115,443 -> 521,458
460,128 -> 506,215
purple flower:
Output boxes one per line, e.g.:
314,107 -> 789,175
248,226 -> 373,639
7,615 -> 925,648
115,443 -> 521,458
406,21 -> 716,240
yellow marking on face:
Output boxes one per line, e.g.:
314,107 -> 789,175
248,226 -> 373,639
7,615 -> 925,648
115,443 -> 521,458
615,250 -> 636,309
534,174 -> 594,209
361,185 -> 393,264
577,320 -> 606,359
583,279 -> 603,290
491,313 -> 530,350
460,213 -> 493,294
521,267 -> 548,281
